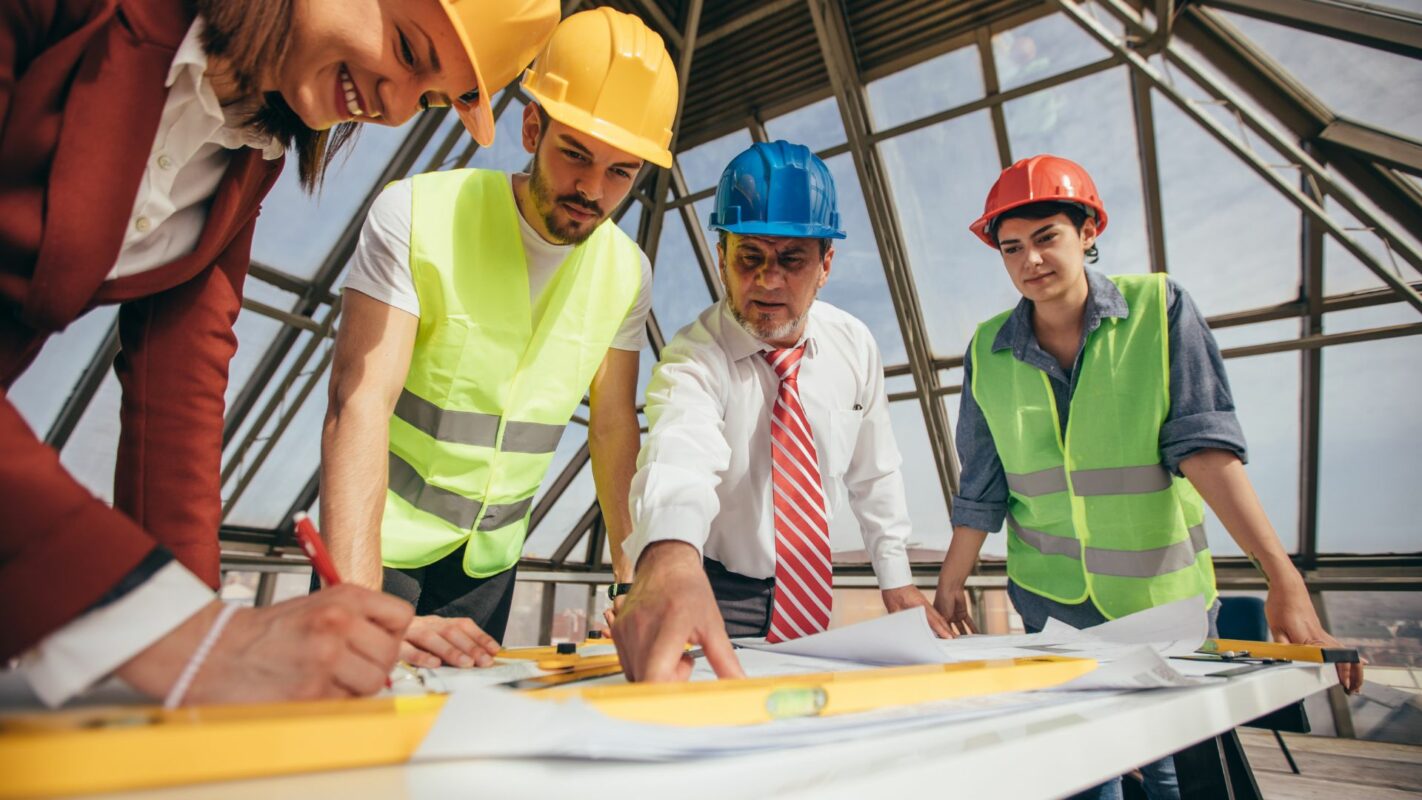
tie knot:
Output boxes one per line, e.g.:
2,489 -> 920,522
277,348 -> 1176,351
762,345 -> 806,381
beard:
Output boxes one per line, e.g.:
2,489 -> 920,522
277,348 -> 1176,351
726,288 -> 815,344
528,155 -> 605,245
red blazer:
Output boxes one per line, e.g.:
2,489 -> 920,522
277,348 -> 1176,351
0,0 -> 283,659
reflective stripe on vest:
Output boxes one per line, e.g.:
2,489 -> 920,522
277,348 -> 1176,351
1009,515 -> 1209,579
972,273 -> 1217,619
380,169 -> 642,577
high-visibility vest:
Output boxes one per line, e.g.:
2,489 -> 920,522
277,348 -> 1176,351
381,169 -> 642,577
970,273 -> 1217,619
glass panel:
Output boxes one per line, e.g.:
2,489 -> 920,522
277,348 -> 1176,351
1153,86 -> 1299,316
223,327 -> 319,470
650,207 -> 717,338
676,129 -> 753,195
9,305 -> 117,435
1200,351 -> 1300,557
1210,319 -> 1301,351
1318,306 -> 1422,554
523,461 -> 596,559
466,99 -> 535,175
1322,592 -> 1422,671
1222,13 -> 1422,140
504,581 -> 547,647
549,583 -> 592,643
58,372 -> 122,502
410,108 -> 466,173
764,96 -> 846,154
226,281 -> 300,408
992,12 -> 1109,93
532,424 -> 589,509
833,400 -> 951,563
819,154 -> 907,363
616,199 -> 643,239
868,45 -> 984,132
880,109 -> 1015,357
829,588 -> 889,628
222,360 -> 331,528
250,120 -> 414,279
1324,198 -> 1397,297
1003,68 -> 1151,281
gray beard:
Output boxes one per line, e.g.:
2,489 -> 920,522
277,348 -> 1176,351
728,299 -> 810,344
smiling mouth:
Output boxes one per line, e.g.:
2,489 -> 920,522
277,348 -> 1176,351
561,202 -> 597,222
338,64 -> 380,119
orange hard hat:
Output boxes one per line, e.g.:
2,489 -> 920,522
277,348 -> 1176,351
969,154 -> 1108,247
439,0 -> 560,147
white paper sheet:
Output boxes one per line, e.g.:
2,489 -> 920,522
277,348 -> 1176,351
734,607 -> 945,664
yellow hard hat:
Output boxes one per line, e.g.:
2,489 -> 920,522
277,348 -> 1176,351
439,0 -> 560,147
521,8 -> 679,167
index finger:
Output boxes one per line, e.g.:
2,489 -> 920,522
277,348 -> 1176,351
344,586 -> 415,635
449,618 -> 501,655
640,624 -> 698,683
693,625 -> 745,680
925,608 -> 955,639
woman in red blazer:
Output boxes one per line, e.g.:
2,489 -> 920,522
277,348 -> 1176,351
0,0 -> 556,706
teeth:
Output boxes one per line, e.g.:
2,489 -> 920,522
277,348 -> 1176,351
340,65 -> 362,116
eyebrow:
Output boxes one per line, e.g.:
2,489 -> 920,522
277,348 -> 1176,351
420,25 -> 442,74
558,134 -> 643,171
999,222 -> 1056,245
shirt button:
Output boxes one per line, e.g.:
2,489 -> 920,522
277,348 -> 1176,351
156,154 -> 174,170
135,216 -> 151,233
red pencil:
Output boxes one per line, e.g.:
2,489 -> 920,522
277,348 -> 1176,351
293,511 -> 342,587
292,512 -> 392,688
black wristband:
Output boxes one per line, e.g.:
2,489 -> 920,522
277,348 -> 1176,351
607,582 -> 633,601
90,547 -> 175,612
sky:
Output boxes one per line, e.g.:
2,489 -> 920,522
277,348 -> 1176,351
11,6 -> 1420,559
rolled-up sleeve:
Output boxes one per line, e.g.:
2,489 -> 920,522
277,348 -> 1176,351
1159,281 -> 1249,475
624,334 -> 733,569
841,335 -> 912,590
950,345 -> 1009,533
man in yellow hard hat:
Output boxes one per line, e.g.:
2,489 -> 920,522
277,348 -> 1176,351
318,8 -> 679,668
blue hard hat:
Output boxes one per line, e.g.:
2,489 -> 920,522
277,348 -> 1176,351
708,140 -> 846,240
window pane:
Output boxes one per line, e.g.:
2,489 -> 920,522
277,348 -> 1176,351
9,305 -> 117,435
819,154 -> 907,363
676,129 -> 753,195
1318,306 -> 1422,554
992,12 -> 1109,93
1322,592 -> 1422,671
868,46 -> 984,132
764,96 -> 846,154
58,372 -> 122,502
1222,13 -> 1422,140
523,461 -> 596,559
504,581 -> 547,647
251,121 -> 413,279
650,207 -> 717,338
1003,68 -> 1151,281
226,281 -> 300,408
222,363 -> 331,528
465,99 -> 535,175
880,109 -> 1016,357
532,424 -> 589,510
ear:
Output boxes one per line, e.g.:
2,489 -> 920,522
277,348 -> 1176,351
521,104 -> 542,154
1080,217 -> 1099,252
818,245 -> 834,289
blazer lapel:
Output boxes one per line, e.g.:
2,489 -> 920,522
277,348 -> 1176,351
25,0 -> 191,331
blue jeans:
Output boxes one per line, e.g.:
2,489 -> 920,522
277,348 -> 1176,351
1007,582 -> 1220,800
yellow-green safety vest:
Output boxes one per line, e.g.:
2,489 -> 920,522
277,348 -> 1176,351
382,169 -> 642,577
970,273 -> 1217,619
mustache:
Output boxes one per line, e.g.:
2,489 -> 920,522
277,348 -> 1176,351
558,194 -> 603,217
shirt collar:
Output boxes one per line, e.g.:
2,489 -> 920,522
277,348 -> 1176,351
168,18 -> 284,161
718,300 -> 821,363
991,268 -> 1129,354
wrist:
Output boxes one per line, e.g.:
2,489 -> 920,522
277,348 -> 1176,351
115,600 -> 226,698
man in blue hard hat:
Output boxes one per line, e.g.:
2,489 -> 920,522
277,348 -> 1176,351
612,141 -> 955,682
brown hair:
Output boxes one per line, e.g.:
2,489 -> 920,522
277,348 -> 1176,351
196,0 -> 359,190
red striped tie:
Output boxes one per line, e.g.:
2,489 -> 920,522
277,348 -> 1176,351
762,346 -> 833,643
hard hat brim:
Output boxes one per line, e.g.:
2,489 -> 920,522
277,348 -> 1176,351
528,90 -> 673,168
439,0 -> 497,147
708,220 -> 847,240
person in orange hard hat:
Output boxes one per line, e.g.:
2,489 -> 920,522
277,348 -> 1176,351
1,0 -> 557,708
320,7 -> 679,669
937,154 -> 1362,800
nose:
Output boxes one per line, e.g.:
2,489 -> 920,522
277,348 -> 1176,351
575,171 -> 605,203
1024,247 -> 1045,268
376,76 -> 427,128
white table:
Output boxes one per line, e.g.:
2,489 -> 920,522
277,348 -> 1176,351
79,663 -> 1336,800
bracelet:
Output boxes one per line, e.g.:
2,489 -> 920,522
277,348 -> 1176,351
163,603 -> 240,709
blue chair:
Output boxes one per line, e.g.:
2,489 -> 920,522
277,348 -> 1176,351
1219,595 -> 1305,774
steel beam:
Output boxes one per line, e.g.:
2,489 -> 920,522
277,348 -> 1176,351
806,0 -> 961,507
1318,119 -> 1422,177
528,440 -> 592,534
1193,0 -> 1422,60
1058,0 -> 1422,314
975,27 -> 1013,170
670,163 -> 724,302
1220,321 -> 1422,359
1299,147 -> 1325,564
1130,70 -> 1170,272
628,0 -> 683,53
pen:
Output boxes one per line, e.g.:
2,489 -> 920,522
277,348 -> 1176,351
292,512 -> 395,688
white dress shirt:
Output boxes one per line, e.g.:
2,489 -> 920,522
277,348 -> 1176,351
343,177 -> 654,351
626,300 -> 914,590
23,17 -> 281,706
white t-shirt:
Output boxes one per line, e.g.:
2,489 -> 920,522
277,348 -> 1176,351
343,177 -> 652,351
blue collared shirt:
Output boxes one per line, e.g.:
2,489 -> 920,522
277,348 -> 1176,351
950,269 -> 1247,533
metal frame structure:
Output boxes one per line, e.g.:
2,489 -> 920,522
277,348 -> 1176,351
30,2 -> 1421,637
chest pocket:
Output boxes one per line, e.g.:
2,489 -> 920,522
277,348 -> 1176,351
826,408 -> 863,478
